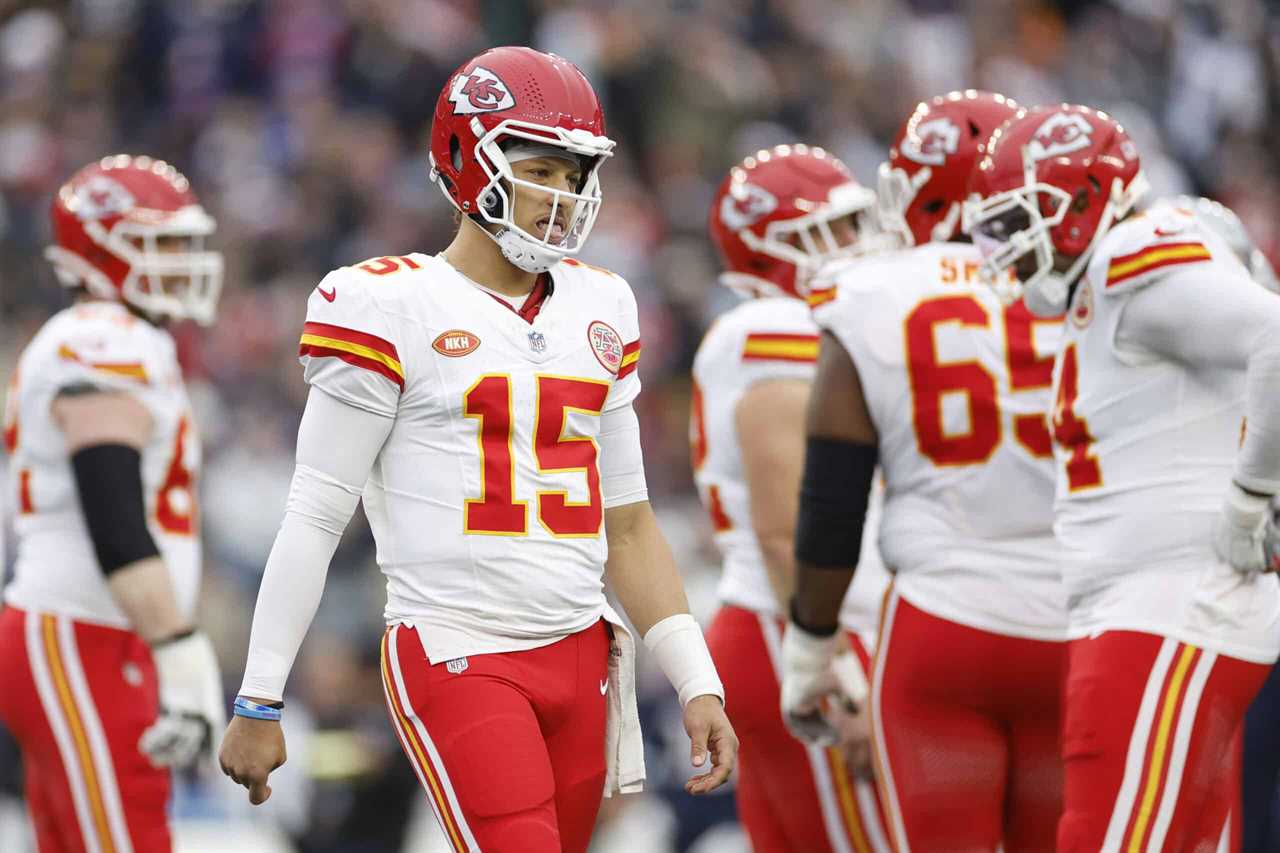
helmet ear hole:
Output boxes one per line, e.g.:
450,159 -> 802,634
922,199 -> 946,214
1072,189 -> 1091,213
450,135 -> 463,172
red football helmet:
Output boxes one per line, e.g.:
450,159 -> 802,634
429,46 -> 615,273
708,144 -> 880,299
877,90 -> 1020,247
963,104 -> 1148,314
45,155 -> 222,325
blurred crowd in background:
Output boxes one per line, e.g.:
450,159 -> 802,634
1,0 -> 1278,850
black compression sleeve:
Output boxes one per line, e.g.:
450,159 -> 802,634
70,444 -> 160,575
794,437 -> 878,569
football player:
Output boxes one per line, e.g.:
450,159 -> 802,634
781,91 -> 1070,852
694,144 -> 893,853
0,155 -> 226,852
217,46 -> 737,853
964,104 -> 1280,853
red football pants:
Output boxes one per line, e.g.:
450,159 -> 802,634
706,604 -> 892,853
380,619 -> 609,853
871,589 -> 1065,853
0,606 -> 170,853
1058,631 -> 1265,853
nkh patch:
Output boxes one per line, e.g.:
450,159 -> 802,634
587,320 -> 623,373
445,657 -> 469,674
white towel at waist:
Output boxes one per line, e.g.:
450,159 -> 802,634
602,604 -> 645,797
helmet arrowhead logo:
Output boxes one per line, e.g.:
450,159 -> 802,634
720,183 -> 778,229
1027,113 -> 1094,162
71,176 -> 135,221
449,66 -> 515,115
901,117 -> 961,166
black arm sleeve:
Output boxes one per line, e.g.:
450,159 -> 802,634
70,444 -> 160,575
794,437 -> 878,569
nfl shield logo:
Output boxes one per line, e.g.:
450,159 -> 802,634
528,331 -> 547,353
446,657 -> 469,674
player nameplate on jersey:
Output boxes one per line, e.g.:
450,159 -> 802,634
446,657 -> 469,674
528,331 -> 547,353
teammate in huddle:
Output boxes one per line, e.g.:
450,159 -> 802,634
782,91 -> 1070,852
965,103 -> 1280,853
694,144 -> 893,853
0,155 -> 226,852
217,46 -> 736,853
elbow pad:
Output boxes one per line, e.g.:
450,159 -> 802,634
794,437 -> 877,568
70,444 -> 161,575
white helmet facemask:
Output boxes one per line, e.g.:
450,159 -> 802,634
45,205 -> 224,325
435,118 -> 615,273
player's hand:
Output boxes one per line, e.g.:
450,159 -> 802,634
1213,483 -> 1277,573
139,631 -> 225,768
828,700 -> 875,780
780,621 -> 840,745
682,694 -> 738,795
219,714 -> 287,805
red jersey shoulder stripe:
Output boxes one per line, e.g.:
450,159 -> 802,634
1106,241 -> 1212,288
617,339 -> 641,379
299,321 -> 404,389
742,332 -> 819,363
807,288 -> 838,308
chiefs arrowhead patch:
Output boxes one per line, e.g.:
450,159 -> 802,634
587,321 -> 623,374
432,330 -> 481,357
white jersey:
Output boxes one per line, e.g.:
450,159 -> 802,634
690,296 -> 889,639
299,253 -> 643,664
3,302 -> 201,628
812,242 -> 1065,640
1053,203 -> 1280,662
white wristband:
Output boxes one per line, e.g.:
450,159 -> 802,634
642,613 -> 725,708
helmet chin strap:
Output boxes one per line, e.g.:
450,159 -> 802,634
494,225 -> 559,273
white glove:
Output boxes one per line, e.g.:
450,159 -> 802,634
779,622 -> 840,745
831,649 -> 869,709
1212,482 -> 1276,573
139,632 -> 226,768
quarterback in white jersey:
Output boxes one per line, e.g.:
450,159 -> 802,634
0,155 -> 225,853
219,47 -> 736,853
967,104 -> 1280,853
695,146 -> 892,853
783,92 -> 1069,853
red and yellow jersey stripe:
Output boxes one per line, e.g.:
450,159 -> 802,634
742,332 -> 820,363
299,321 -> 404,390
618,339 -> 641,379
1106,241 -> 1212,288
57,344 -> 148,383
807,287 -> 838,308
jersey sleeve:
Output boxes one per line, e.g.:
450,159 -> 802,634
49,316 -> 157,396
605,275 -> 643,412
1099,211 -> 1216,296
298,267 -> 405,418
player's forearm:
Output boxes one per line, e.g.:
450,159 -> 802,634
1236,325 -> 1280,495
604,500 -> 690,635
757,531 -> 797,608
604,500 -> 724,706
238,513 -> 339,702
106,556 -> 193,643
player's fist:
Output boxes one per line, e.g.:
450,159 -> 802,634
682,695 -> 738,795
139,631 -> 225,768
219,713 -> 287,805
1213,482 -> 1275,573
779,621 -> 840,745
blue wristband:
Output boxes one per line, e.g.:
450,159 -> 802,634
233,697 -> 283,722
